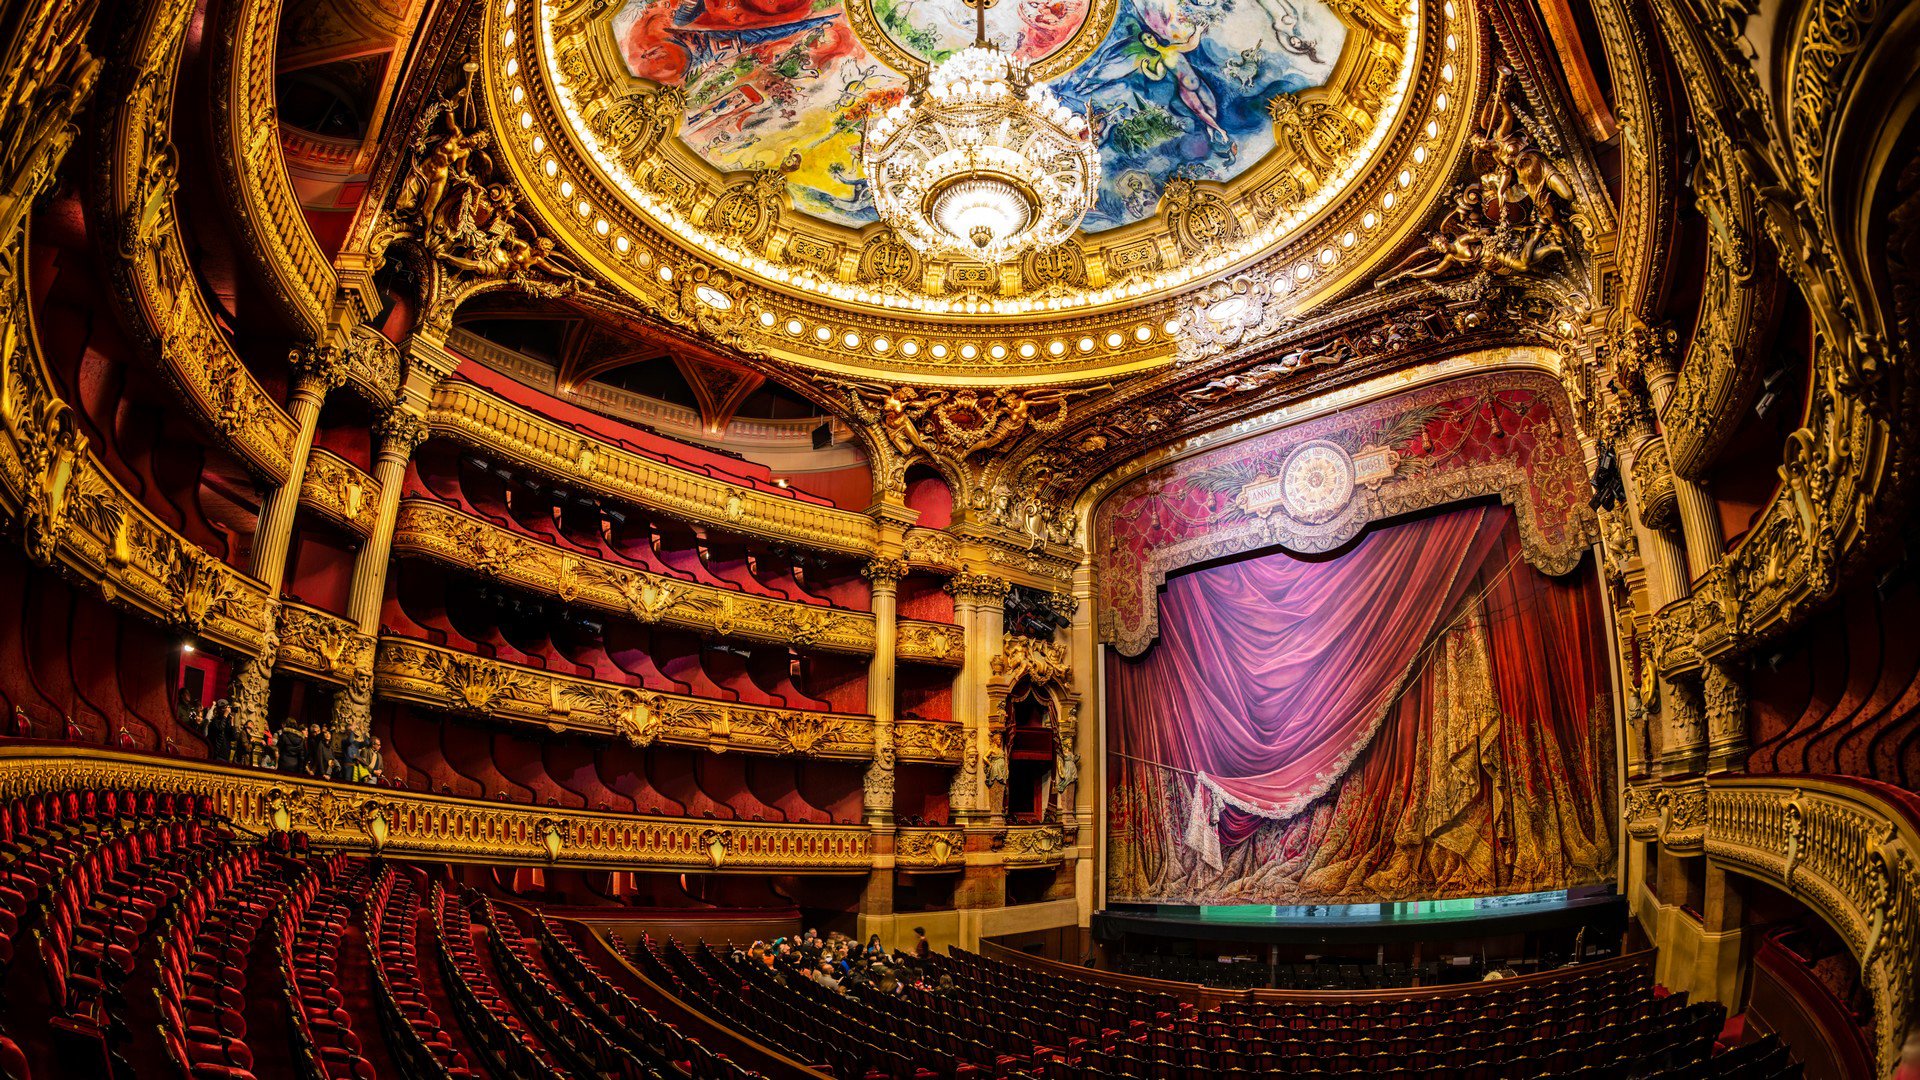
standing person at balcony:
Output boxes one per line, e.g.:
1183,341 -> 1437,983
913,927 -> 930,959
276,720 -> 306,773
206,699 -> 234,764
308,722 -> 337,780
355,737 -> 384,785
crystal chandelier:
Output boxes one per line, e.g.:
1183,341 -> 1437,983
860,2 -> 1099,265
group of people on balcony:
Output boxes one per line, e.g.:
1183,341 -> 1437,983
177,687 -> 383,784
736,926 -> 945,998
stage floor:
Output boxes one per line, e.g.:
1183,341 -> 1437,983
1097,884 -> 1624,944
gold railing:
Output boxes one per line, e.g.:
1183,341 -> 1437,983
1626,775 -> 1920,1074
0,745 -> 874,873
213,0 -> 336,335
300,449 -> 381,535
425,380 -> 878,556
373,637 -> 962,765
391,499 -> 963,666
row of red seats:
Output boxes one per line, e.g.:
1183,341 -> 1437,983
366,865 -> 479,1078
429,882 -> 570,1077
272,855 -> 379,1078
536,916 -> 755,1080
473,895 -> 655,1078
153,845 -> 294,1078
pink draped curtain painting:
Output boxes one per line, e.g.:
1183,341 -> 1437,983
1106,504 -> 1614,903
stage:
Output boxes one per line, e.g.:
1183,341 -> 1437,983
1094,884 -> 1627,946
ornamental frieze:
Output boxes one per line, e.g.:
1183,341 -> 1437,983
0,746 -> 874,874
300,450 -> 381,536
426,380 -> 878,556
1001,824 -> 1072,868
392,499 -> 960,666
373,637 -> 941,764
895,828 -> 965,871
1094,372 -> 1596,655
893,717 -> 968,765
275,603 -> 374,685
900,529 -> 961,575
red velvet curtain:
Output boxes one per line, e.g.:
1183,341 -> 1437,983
1106,504 -> 1613,903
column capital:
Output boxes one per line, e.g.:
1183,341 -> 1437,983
946,569 -> 1012,602
863,556 -> 909,587
374,406 -> 431,461
288,342 -> 351,404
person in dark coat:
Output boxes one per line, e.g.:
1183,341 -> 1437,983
207,700 -> 233,763
276,722 -> 305,773
308,723 -> 337,780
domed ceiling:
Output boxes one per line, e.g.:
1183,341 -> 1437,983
487,0 -> 1475,383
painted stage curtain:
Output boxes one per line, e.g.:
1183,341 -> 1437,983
1106,504 -> 1614,904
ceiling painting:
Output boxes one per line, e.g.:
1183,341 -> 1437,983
611,0 -> 904,227
1051,0 -> 1344,228
609,0 -> 1343,231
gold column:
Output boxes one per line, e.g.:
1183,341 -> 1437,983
251,347 -> 347,590
946,570 -> 1009,826
346,407 -> 430,633
1606,353 -> 1706,777
1640,339 -> 1748,773
862,556 -> 906,827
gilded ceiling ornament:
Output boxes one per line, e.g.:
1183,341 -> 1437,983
1161,177 -> 1243,262
1268,92 -> 1367,181
1378,68 -> 1577,287
583,85 -> 683,169
843,382 -> 1082,468
378,62 -> 589,330
703,170 -> 787,248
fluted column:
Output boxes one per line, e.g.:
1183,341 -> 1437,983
946,570 -> 1009,826
862,556 -> 905,828
1606,353 -> 1705,776
1640,338 -> 1748,772
251,348 -> 348,590
347,407 -> 430,632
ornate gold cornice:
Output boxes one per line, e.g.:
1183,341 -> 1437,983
391,499 -> 962,666
0,236 -> 276,656
210,0 -> 336,337
300,449 -> 381,536
375,636 -> 967,767
0,745 -> 875,873
95,0 -> 300,482
424,379 -> 878,556
1629,774 -> 1920,1075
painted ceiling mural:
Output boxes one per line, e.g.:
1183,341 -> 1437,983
609,0 -> 1345,230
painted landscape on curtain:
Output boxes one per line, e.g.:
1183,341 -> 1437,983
609,0 -> 1345,229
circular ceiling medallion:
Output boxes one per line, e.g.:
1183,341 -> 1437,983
1280,439 -> 1355,524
